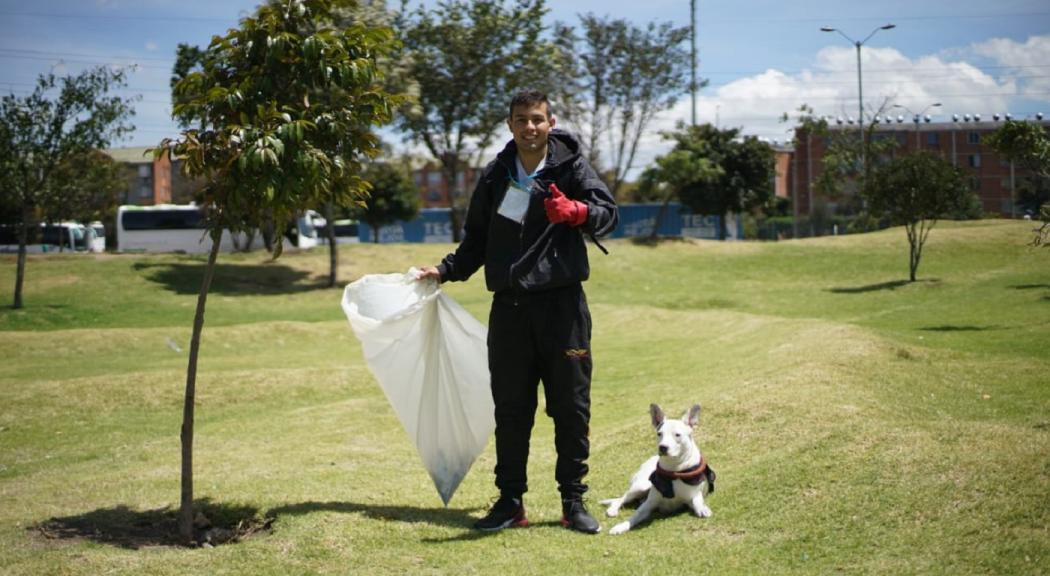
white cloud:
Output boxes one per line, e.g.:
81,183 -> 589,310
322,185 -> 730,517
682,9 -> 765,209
145,41 -> 159,52
575,37 -> 1043,180
969,35 -> 1050,101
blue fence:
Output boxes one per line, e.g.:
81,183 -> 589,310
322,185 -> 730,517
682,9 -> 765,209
358,204 -> 742,243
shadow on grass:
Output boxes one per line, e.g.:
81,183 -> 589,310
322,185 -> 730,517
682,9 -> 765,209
268,500 -> 479,530
828,278 -> 944,294
133,262 -> 329,296
919,325 -> 1003,332
828,280 -> 911,294
628,236 -> 692,247
32,499 -> 267,550
268,500 -> 514,543
1011,284 -> 1050,290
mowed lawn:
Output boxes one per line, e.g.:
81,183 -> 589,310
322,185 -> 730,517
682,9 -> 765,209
0,219 -> 1047,575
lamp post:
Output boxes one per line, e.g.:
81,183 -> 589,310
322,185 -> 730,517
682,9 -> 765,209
892,102 -> 941,150
821,24 -> 896,178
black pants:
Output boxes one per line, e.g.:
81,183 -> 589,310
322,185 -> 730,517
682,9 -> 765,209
487,283 -> 592,500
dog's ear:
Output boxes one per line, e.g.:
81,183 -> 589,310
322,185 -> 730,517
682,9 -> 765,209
685,404 -> 701,428
650,404 -> 665,428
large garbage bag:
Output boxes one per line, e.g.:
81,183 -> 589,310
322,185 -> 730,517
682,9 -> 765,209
341,269 -> 494,505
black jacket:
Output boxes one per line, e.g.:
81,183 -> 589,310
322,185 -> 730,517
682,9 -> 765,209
437,129 -> 618,293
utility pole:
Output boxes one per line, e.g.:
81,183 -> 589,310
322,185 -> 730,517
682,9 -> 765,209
690,0 -> 697,126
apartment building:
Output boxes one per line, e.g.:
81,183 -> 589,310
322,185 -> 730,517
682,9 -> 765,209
791,117 -> 1049,219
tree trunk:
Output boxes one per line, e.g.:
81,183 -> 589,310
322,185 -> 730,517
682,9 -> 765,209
442,159 -> 463,243
907,222 -> 919,282
719,211 -> 729,241
649,190 -> 675,240
179,230 -> 222,544
325,202 -> 338,288
12,211 -> 29,309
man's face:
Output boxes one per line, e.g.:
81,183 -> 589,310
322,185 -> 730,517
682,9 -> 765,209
508,102 -> 555,154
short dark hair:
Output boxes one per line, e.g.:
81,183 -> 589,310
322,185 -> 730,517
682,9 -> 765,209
509,90 -> 553,119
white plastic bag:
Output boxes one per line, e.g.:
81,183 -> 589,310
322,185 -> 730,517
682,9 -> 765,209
341,269 -> 494,505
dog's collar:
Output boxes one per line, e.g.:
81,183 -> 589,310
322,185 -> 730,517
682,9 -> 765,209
654,454 -> 709,481
650,454 -> 716,498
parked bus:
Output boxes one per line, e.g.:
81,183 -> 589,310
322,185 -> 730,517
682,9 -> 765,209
116,204 -> 324,253
0,222 -> 92,254
86,221 -> 106,253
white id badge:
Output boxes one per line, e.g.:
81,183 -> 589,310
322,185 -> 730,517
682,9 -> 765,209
497,184 -> 532,224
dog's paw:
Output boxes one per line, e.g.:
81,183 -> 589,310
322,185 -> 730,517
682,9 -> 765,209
696,505 -> 712,518
609,522 -> 631,535
605,506 -> 621,518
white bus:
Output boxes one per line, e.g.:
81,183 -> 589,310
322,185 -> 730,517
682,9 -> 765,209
115,204 -> 324,253
86,221 -> 106,253
0,222 -> 93,254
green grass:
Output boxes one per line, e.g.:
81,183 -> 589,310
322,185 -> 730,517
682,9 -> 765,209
1,220 -> 1047,575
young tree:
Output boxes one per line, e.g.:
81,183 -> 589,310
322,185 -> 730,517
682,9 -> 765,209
645,123 -> 775,240
866,151 -> 971,281
394,0 -> 567,241
555,14 -> 694,197
155,0 -> 399,543
0,68 -> 135,308
349,161 -> 420,243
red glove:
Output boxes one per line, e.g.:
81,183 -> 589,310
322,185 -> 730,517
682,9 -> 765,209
544,183 -> 588,227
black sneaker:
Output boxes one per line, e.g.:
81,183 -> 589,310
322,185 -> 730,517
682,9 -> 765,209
561,499 -> 600,534
474,495 -> 528,531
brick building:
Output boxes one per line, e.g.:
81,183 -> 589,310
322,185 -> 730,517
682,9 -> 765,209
105,147 -> 203,206
411,159 -> 481,209
791,118 -> 1050,220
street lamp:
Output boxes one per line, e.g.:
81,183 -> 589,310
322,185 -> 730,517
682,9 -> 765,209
892,102 -> 941,149
821,24 -> 896,176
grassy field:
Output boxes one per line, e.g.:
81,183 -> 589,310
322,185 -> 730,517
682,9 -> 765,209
0,220 -> 1047,575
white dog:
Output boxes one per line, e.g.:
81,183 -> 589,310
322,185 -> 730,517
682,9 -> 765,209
602,404 -> 716,535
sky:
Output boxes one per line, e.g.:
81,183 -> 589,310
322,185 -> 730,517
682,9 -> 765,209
1,0 -> 1048,176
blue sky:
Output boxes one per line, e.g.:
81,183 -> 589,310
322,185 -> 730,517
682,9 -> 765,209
1,0 -> 1048,172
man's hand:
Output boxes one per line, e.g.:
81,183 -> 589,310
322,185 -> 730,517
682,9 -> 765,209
544,183 -> 588,226
416,266 -> 441,281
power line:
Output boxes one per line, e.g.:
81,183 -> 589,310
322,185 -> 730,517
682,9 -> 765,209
0,10 -> 239,23
0,48 -> 176,64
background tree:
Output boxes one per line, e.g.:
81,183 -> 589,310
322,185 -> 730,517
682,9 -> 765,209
555,14 -> 694,197
645,123 -> 774,240
42,149 -> 126,242
986,119 -> 1050,246
0,68 -> 135,308
866,151 -> 971,281
171,44 -> 206,130
155,0 -> 399,543
349,161 -> 420,243
394,0 -> 568,241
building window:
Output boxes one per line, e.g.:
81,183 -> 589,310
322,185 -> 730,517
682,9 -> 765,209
926,132 -> 940,146
427,190 -> 442,202
968,132 -> 980,144
426,171 -> 442,190
968,154 -> 981,168
970,176 -> 981,191
1000,178 -> 1012,189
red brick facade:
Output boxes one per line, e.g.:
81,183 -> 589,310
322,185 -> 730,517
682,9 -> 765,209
791,119 -> 1050,218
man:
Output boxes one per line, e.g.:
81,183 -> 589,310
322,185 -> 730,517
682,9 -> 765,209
417,90 -> 618,533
